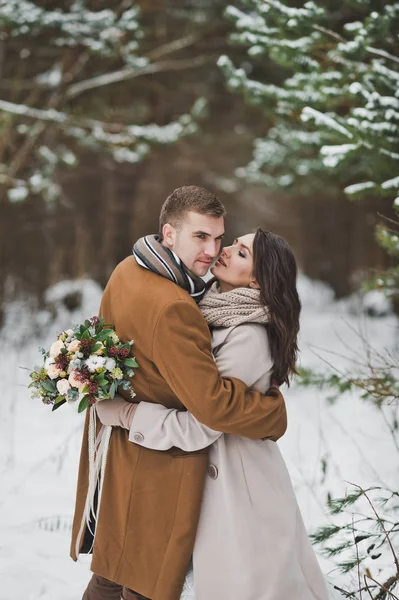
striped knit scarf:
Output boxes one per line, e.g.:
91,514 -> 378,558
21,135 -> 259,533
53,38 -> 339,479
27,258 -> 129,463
133,234 -> 206,303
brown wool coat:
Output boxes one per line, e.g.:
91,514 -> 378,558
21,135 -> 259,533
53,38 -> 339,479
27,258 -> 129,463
70,256 -> 287,600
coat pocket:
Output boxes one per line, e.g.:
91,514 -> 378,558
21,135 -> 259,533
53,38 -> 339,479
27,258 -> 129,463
169,446 -> 209,459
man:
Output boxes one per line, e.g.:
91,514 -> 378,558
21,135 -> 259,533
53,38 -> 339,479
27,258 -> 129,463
71,186 -> 286,600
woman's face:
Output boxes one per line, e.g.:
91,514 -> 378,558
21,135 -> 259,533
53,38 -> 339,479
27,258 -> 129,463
211,233 -> 258,292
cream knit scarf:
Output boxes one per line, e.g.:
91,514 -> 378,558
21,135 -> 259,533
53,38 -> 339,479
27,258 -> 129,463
199,281 -> 270,327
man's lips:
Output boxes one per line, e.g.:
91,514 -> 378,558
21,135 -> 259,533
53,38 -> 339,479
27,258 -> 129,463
197,259 -> 213,265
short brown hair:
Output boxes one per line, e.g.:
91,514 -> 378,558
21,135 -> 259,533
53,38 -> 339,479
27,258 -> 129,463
159,186 -> 226,236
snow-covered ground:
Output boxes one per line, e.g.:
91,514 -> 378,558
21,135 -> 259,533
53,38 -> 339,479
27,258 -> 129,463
0,276 -> 397,600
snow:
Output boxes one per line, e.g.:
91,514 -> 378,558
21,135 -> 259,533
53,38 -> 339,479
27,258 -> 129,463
301,107 -> 354,139
7,185 -> 28,203
320,144 -> 358,168
0,275 -> 398,599
362,289 -> 393,317
344,181 -> 376,196
381,174 -> 399,190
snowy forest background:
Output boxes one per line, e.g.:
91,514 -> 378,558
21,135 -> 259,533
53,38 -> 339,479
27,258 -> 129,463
0,1 -> 398,599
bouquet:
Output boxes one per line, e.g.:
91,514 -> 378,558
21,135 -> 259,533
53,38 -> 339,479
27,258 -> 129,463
29,316 -> 138,413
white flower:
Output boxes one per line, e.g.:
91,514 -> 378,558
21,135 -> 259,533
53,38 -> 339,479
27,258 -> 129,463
47,364 -> 62,379
56,379 -> 71,395
67,339 -> 81,353
105,358 -> 116,371
85,355 -> 106,373
65,329 -> 74,337
49,340 -> 65,357
45,356 -> 55,369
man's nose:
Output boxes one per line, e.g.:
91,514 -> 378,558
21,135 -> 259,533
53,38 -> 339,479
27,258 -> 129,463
205,239 -> 220,257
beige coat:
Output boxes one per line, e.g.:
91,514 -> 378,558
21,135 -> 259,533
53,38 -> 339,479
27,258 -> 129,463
129,323 -> 330,600
70,257 -> 287,600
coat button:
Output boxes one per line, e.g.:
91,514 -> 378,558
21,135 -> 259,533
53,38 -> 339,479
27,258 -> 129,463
208,464 -> 218,480
133,432 -> 144,443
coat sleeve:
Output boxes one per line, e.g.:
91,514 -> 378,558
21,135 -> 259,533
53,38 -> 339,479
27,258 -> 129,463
129,324 -> 274,451
147,299 -> 286,440
129,402 -> 222,450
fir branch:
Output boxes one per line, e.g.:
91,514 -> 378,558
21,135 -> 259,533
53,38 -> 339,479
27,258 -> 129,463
65,55 -> 210,101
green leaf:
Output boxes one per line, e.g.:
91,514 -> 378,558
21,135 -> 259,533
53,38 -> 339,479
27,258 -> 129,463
52,399 -> 66,411
78,397 -> 91,413
60,347 -> 67,354
91,342 -> 102,353
42,381 -> 56,393
54,395 -> 65,404
82,329 -> 91,341
109,381 -> 116,399
124,357 -> 138,368
96,329 -> 114,342
81,384 -> 89,394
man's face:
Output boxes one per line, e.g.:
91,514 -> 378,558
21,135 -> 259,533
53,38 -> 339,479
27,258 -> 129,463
163,211 -> 225,277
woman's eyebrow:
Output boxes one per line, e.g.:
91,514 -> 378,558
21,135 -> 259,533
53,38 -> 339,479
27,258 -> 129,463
236,239 -> 252,255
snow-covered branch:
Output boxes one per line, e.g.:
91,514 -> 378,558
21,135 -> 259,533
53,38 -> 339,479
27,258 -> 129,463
65,55 -> 210,100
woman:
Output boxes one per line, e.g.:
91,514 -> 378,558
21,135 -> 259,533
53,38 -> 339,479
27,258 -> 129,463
98,229 -> 329,600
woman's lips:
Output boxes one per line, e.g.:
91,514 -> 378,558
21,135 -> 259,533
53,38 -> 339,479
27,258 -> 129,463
216,256 -> 227,267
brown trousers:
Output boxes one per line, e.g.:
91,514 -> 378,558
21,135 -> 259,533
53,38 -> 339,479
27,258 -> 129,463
83,574 -> 151,600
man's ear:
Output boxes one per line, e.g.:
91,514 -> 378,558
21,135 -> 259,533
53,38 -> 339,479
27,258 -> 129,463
162,223 -> 176,248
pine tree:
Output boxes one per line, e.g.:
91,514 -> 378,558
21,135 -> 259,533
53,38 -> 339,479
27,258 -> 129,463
219,0 -> 399,298
220,3 -> 399,596
0,1 -> 205,203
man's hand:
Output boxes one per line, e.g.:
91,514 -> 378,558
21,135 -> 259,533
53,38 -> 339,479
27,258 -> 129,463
95,395 -> 138,429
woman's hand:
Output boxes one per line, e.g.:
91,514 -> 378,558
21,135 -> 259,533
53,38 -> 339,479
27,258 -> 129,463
95,395 -> 138,429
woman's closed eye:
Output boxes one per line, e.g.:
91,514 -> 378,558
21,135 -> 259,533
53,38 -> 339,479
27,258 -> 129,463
233,239 -> 246,258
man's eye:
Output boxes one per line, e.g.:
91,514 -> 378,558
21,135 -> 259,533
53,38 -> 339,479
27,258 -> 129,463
197,234 -> 206,239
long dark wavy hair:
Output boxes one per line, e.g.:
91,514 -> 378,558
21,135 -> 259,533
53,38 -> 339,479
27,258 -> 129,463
252,228 -> 301,386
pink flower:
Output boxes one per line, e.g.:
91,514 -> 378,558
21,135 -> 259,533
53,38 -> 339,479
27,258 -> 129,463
49,340 -> 65,358
68,370 -> 87,392
57,379 -> 71,395
67,339 -> 81,353
47,364 -> 62,380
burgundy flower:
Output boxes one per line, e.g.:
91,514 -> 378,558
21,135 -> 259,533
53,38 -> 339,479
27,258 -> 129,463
80,338 -> 91,357
87,395 -> 97,405
55,354 -> 69,370
118,348 -> 130,359
75,367 -> 90,382
90,316 -> 100,326
88,381 -> 99,395
108,346 -> 119,358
